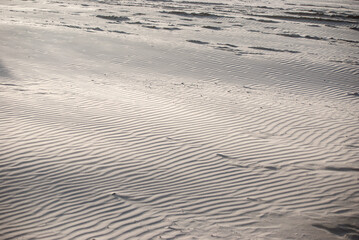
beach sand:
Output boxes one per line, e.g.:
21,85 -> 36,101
0,0 -> 358,239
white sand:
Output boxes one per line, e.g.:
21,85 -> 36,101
0,0 -> 358,239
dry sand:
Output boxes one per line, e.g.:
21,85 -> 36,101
0,0 -> 358,239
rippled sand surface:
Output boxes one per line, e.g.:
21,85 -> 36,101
1,0 -> 358,239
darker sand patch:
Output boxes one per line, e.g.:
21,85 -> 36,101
202,25 -> 222,30
325,166 -> 359,172
187,39 -> 209,44
313,223 -> 359,240
160,11 -> 224,18
249,46 -> 300,53
96,15 -> 130,22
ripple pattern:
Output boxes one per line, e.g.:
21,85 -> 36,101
1,0 -> 359,239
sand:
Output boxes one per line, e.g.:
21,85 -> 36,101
0,0 -> 358,239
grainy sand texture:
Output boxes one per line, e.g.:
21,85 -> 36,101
0,0 -> 358,239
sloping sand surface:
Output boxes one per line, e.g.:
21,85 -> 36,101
1,0 -> 358,239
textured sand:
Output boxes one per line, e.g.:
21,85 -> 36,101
0,0 -> 358,239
